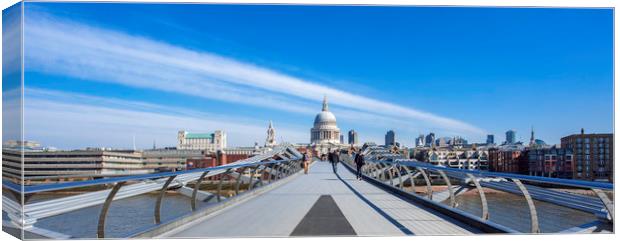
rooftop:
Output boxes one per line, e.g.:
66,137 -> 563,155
185,133 -> 214,139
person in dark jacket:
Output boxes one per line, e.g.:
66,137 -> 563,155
328,149 -> 339,173
302,152 -> 309,174
354,152 -> 365,180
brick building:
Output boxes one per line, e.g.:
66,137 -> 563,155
488,146 -> 528,174
527,146 -> 573,179
560,129 -> 613,181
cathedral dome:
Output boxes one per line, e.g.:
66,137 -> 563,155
310,96 -> 341,145
314,111 -> 337,125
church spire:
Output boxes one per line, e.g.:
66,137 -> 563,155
265,120 -> 276,147
322,95 -> 329,111
529,125 -> 535,146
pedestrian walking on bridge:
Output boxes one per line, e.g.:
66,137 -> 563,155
302,152 -> 309,174
329,149 -> 340,173
354,152 -> 365,180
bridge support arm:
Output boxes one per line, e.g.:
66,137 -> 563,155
437,170 -> 456,208
378,164 -> 386,181
402,166 -> 416,192
234,168 -> 247,195
466,173 -> 489,220
266,163 -> 277,183
155,175 -> 177,224
248,166 -> 259,191
592,188 -> 614,222
217,169 -> 232,202
395,164 -> 404,190
512,178 -> 540,233
386,165 -> 394,186
417,167 -> 433,200
257,165 -> 268,187
97,182 -> 125,238
369,163 -> 378,178
192,171 -> 209,211
277,163 -> 285,180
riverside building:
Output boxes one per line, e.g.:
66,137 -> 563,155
2,148 -> 151,184
426,147 -> 489,170
561,129 -> 613,181
177,130 -> 226,152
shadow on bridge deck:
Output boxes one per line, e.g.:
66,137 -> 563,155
163,161 -> 480,237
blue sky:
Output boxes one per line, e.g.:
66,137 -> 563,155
11,3 -> 613,149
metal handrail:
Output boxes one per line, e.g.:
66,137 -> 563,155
371,159 -> 613,190
2,158 -> 294,194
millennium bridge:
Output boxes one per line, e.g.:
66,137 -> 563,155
2,144 -> 614,238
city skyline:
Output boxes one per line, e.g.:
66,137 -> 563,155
10,3 -> 613,149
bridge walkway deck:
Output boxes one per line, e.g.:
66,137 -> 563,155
164,161 -> 478,237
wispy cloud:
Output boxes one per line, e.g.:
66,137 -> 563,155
23,11 -> 485,146
2,88 -> 22,142
23,88 -> 308,149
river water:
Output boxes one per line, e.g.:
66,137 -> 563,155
6,190 -> 600,238
26,193 -> 213,238
447,192 -> 598,233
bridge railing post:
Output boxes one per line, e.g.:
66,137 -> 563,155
417,167 -> 433,200
279,161 -> 288,178
285,160 -> 295,176
248,166 -> 259,191
377,163 -> 386,181
267,163 -> 276,183
217,169 -> 232,202
234,168 -> 247,195
97,181 -> 125,238
155,175 -> 177,224
369,163 -> 377,178
395,163 -> 404,190
375,163 -> 382,179
402,166 -> 416,194
276,163 -> 284,180
437,170 -> 456,208
512,178 -> 540,233
387,164 -> 395,186
466,173 -> 489,220
591,188 -> 614,222
258,165 -> 268,187
192,171 -> 210,211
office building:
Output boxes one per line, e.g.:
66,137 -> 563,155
425,133 -> 436,147
486,134 -> 494,145
505,130 -> 516,144
385,130 -> 396,146
348,130 -> 359,145
415,134 -> 425,147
